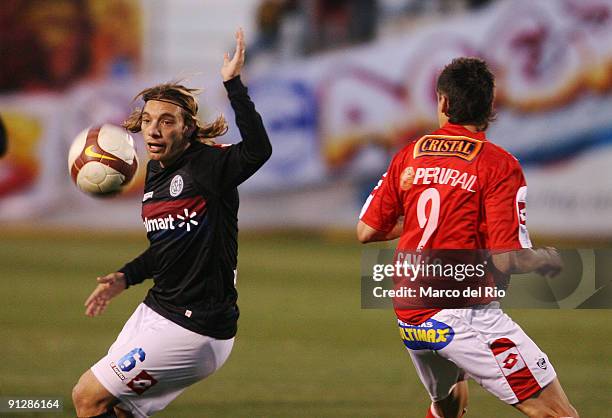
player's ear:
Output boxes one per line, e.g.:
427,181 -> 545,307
438,93 -> 450,116
183,118 -> 196,138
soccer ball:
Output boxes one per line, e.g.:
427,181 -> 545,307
68,124 -> 139,196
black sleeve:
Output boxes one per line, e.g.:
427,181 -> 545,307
210,76 -> 272,190
0,115 -> 7,157
118,247 -> 155,288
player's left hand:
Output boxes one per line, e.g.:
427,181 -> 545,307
221,28 -> 245,81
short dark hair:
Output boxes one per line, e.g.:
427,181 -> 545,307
436,57 -> 495,130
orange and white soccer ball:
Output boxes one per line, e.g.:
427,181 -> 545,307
68,124 -> 139,196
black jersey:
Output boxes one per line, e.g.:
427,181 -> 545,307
119,76 -> 272,339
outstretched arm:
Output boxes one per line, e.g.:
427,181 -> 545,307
214,28 -> 272,189
491,247 -> 563,278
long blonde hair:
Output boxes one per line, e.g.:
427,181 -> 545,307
123,82 -> 228,145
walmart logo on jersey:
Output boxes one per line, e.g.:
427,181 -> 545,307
398,318 -> 454,350
143,208 -> 199,232
141,196 -> 208,237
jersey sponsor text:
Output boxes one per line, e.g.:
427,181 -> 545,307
144,214 -> 176,232
412,167 -> 477,192
414,135 -> 483,161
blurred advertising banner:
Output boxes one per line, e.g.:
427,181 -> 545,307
0,0 -> 141,93
0,98 -> 62,218
1,0 -> 612,235
245,0 -> 612,235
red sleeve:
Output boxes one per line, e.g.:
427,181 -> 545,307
483,155 -> 532,251
359,154 -> 402,232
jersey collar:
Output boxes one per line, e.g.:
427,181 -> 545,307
441,122 -> 487,141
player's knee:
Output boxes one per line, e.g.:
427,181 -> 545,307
72,379 -> 111,417
544,398 -> 578,418
521,401 -> 579,418
72,381 -> 86,413
550,402 -> 579,418
563,404 -> 579,418
571,405 -> 580,418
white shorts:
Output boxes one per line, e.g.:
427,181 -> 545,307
91,303 -> 234,417
398,303 -> 556,405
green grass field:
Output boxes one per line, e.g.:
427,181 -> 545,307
0,230 -> 610,417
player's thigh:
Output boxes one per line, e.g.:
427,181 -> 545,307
436,306 -> 557,405
91,304 -> 234,417
408,349 -> 467,402
400,319 -> 467,402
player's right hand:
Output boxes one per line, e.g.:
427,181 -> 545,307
84,272 -> 127,317
535,247 -> 563,278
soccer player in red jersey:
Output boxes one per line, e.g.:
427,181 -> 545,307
357,58 -> 578,418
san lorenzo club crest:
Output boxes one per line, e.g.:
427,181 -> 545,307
170,175 -> 184,197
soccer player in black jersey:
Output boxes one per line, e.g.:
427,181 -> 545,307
72,29 -> 272,418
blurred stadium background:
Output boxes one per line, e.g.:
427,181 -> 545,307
0,0 -> 611,416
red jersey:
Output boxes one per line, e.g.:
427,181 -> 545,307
360,122 -> 532,324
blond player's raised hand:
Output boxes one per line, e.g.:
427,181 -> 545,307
221,28 -> 246,81
84,272 -> 126,317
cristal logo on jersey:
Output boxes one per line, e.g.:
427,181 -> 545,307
169,175 -> 184,197
398,318 -> 454,350
414,135 -> 483,161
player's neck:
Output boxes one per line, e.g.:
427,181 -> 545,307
462,124 -> 481,133
441,121 -> 484,133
